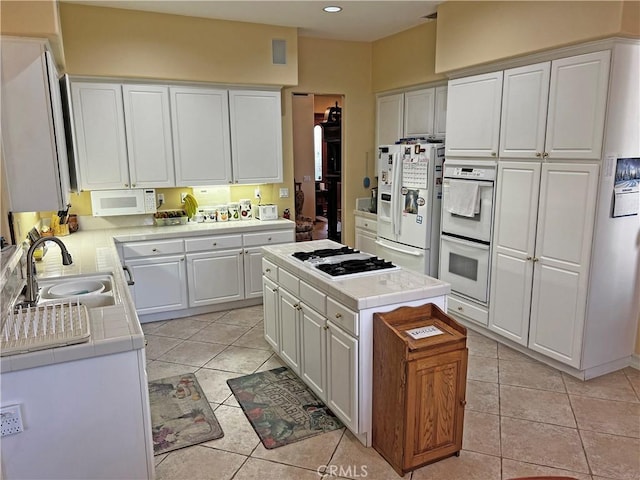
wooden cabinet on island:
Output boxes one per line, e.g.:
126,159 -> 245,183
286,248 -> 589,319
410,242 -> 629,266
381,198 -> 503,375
261,239 -> 450,446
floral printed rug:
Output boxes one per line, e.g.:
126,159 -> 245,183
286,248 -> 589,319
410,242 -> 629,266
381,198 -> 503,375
149,373 -> 223,455
227,366 -> 343,449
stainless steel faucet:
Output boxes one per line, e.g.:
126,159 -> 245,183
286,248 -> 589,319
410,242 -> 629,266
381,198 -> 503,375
23,237 -> 73,306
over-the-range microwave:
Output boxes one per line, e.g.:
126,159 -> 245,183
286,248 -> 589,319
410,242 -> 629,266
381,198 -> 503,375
90,189 -> 157,216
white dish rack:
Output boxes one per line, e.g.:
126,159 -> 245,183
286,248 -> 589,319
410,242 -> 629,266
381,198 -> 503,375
1,301 -> 91,356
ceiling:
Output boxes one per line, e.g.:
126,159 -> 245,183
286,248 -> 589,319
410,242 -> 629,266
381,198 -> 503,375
61,1 -> 442,42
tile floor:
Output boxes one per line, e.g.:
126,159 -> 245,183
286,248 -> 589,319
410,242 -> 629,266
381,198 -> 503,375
143,305 -> 640,480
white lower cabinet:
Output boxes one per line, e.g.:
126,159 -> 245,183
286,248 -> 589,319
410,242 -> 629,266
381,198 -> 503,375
263,276 -> 280,351
186,249 -> 244,307
489,161 -> 599,367
126,254 -> 188,315
326,320 -> 359,432
300,304 -> 328,402
243,247 -> 266,299
279,287 -> 302,375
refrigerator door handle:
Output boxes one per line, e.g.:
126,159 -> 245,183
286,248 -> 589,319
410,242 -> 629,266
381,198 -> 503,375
376,240 -> 423,257
391,152 -> 403,237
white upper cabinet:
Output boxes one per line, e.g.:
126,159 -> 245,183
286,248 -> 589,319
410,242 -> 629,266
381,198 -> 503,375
376,93 -> 404,146
170,87 -> 232,186
403,88 -> 435,138
544,51 -> 610,160
445,71 -> 503,158
229,89 -> 283,184
71,83 -> 130,190
500,62 -> 551,159
434,86 -> 448,137
1,38 -> 70,212
122,85 -> 175,188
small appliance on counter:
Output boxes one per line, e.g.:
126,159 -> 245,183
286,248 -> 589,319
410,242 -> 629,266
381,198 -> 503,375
253,204 -> 278,220
370,187 -> 378,213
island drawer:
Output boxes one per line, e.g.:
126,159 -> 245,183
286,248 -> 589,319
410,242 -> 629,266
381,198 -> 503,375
262,259 -> 278,282
122,239 -> 184,258
279,268 -> 299,295
300,281 -> 326,314
185,235 -> 242,252
327,298 -> 359,336
243,230 -> 294,247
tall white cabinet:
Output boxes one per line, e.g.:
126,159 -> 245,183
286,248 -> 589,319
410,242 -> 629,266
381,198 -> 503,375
489,162 -> 599,367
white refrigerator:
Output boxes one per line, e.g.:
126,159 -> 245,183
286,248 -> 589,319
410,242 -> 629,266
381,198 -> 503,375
376,142 -> 444,277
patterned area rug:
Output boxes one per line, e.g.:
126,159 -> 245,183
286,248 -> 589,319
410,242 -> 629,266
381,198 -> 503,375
149,373 -> 224,455
227,366 -> 343,449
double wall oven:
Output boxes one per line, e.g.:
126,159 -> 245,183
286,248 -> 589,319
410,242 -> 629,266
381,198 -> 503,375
439,161 -> 497,308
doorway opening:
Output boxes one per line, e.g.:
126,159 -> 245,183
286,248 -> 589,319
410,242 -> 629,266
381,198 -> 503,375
292,93 -> 343,242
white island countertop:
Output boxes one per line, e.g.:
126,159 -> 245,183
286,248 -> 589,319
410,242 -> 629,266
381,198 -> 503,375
262,239 -> 450,311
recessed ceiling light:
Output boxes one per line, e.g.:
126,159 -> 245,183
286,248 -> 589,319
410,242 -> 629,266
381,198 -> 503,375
323,6 -> 342,13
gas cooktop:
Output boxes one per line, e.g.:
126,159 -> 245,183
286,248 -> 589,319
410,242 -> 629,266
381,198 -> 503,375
291,247 -> 398,279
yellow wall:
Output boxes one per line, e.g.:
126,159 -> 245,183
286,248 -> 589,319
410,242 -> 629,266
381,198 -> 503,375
622,0 -> 640,36
59,3 -> 298,86
289,37 -> 374,246
435,1 -> 631,73
0,0 -> 65,66
372,22 -> 445,92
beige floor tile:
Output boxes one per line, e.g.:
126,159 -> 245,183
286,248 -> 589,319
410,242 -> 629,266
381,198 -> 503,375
251,428 -> 343,471
222,395 -> 240,407
158,340 -> 226,367
563,370 -> 639,403
501,458 -> 592,480
499,358 -> 566,392
412,450 -> 501,480
141,320 -> 167,334
195,368 -> 242,404
151,317 -> 208,339
623,367 -> 640,399
500,384 -> 575,427
147,360 -> 197,381
233,325 -> 273,350
256,353 -> 287,372
234,457 -> 320,480
154,445 -> 246,480
466,380 -> 499,415
216,306 -> 264,328
466,333 -> 498,358
501,417 -> 589,473
581,429 -> 640,480
329,430 -> 401,479
462,410 -> 501,456
467,355 -> 498,383
570,395 -> 640,438
189,310 -> 229,322
154,452 -> 168,467
193,322 -> 251,345
497,343 -> 537,363
204,345 -> 273,374
144,335 -> 184,360
202,404 -> 259,455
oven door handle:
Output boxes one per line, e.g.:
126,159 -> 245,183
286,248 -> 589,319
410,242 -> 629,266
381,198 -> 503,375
375,240 -> 423,256
440,235 -> 490,251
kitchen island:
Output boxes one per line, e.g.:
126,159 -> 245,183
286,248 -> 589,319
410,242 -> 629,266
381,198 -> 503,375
261,239 -> 450,447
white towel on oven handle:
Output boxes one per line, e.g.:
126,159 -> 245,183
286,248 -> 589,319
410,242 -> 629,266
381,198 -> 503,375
446,180 -> 480,217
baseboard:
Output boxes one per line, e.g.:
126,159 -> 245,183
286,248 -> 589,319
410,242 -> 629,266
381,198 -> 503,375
631,353 -> 640,370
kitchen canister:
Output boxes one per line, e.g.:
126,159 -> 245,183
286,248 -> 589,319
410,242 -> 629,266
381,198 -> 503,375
239,199 -> 252,220
216,205 -> 229,222
228,202 -> 240,221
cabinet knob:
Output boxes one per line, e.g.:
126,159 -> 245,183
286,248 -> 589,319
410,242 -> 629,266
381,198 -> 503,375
491,152 -> 497,157
526,256 -> 532,261
271,287 -> 278,293
323,325 -> 329,331
335,313 -> 342,319
294,303 -> 300,308
543,152 -> 549,158
532,257 -> 539,262
457,306 -> 463,312
152,248 -> 158,252
460,400 -> 467,407
132,183 -> 136,188
535,152 -> 542,158
245,250 -> 249,254
180,258 -> 184,262
212,242 -> 217,246
268,237 -> 272,241
124,183 -> 129,187
364,223 -> 368,227
265,268 -> 271,273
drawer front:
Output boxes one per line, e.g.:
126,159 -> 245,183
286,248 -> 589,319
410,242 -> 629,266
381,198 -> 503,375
279,268 -> 299,296
355,216 -> 377,233
122,239 -> 184,258
448,296 -> 488,326
185,234 -> 242,252
243,230 -> 294,247
300,281 -> 326,314
327,297 -> 359,336
262,258 -> 278,282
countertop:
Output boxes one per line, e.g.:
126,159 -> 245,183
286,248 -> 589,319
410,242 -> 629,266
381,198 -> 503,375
353,209 -> 377,221
262,239 -> 450,311
1,219 -> 294,373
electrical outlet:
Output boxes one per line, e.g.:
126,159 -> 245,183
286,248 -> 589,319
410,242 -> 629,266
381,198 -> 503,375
279,188 -> 289,198
254,188 -> 261,199
157,193 -> 165,204
1,405 -> 24,436
180,193 -> 187,203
